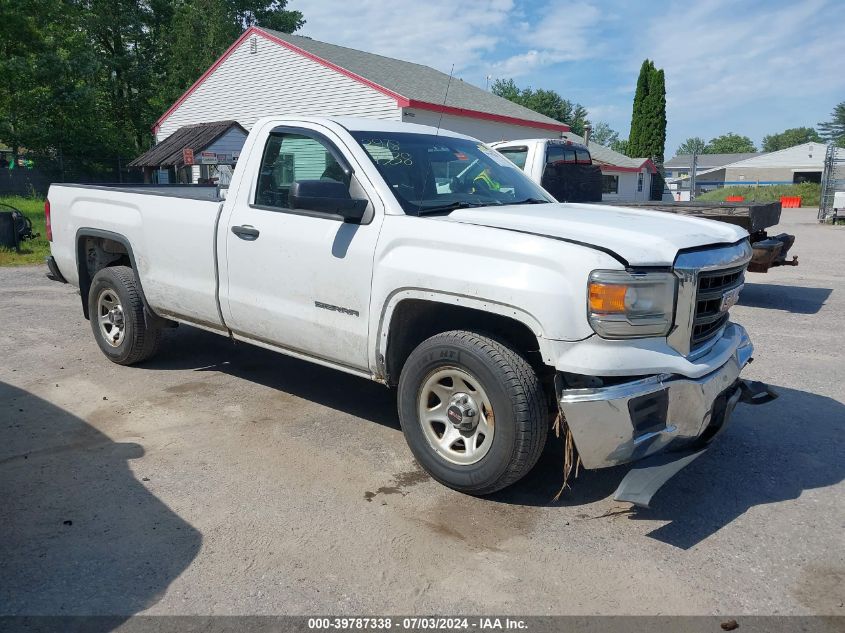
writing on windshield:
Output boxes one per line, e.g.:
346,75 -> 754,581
351,131 -> 552,215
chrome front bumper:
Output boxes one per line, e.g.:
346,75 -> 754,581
559,324 -> 755,470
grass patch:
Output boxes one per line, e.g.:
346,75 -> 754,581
0,196 -> 50,266
696,182 -> 820,207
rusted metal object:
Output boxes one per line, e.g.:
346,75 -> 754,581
749,233 -> 798,273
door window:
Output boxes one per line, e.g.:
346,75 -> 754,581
497,146 -> 529,169
255,132 -> 350,210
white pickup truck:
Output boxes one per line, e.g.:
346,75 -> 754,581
45,116 -> 776,506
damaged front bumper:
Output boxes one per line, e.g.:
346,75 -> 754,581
558,324 -> 776,507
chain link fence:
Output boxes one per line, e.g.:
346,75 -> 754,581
0,154 -> 143,197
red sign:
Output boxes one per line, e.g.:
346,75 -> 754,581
182,148 -> 194,165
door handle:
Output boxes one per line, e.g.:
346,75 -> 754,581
231,225 -> 260,241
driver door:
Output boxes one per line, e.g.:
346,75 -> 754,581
222,127 -> 382,371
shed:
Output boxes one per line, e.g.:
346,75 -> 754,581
151,27 -> 570,145
129,120 -> 248,184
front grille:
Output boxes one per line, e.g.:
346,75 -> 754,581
691,265 -> 745,349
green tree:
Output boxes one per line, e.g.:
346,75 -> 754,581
157,0 -> 304,122
705,132 -> 756,154
229,0 -> 304,30
490,78 -> 521,101
627,59 -> 666,164
160,0 -> 240,110
590,121 -> 619,147
0,0 -> 107,160
0,0 -> 304,167
818,101 -> 845,148
491,78 -> 588,135
761,127 -> 822,152
676,137 -> 707,155
610,138 -> 629,155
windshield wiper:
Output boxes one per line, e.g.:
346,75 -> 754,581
415,200 -> 498,215
501,198 -> 551,205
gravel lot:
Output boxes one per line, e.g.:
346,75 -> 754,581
1,208 -> 843,616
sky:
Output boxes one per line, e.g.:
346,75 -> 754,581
287,0 -> 845,157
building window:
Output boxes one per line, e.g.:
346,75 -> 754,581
602,174 -> 619,194
637,172 -> 644,192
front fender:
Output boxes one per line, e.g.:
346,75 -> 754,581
368,215 -> 621,372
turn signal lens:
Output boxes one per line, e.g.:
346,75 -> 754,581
587,270 -> 676,339
589,283 -> 627,313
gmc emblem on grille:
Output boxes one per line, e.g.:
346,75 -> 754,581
719,285 -> 743,313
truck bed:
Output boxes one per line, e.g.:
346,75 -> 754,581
47,183 -> 225,327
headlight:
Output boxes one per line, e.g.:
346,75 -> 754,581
587,270 -> 676,338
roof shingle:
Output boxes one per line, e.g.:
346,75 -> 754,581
129,120 -> 246,167
260,29 -> 565,129
664,152 -> 763,169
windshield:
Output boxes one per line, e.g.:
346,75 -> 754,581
350,131 -> 553,214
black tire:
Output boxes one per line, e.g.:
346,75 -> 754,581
397,330 -> 548,495
88,266 -> 162,365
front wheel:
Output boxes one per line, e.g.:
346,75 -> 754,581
397,330 -> 548,495
88,266 -> 162,365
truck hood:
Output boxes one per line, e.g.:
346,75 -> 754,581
446,202 -> 748,266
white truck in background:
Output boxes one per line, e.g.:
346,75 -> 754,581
490,138 -> 604,203
45,116 -> 776,506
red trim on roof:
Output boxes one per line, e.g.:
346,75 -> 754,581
404,99 -> 569,132
153,26 -> 571,136
598,158 -> 657,174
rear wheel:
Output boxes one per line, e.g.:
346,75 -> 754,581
397,330 -> 548,495
88,266 -> 162,365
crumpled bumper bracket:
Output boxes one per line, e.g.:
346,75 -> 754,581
612,378 -> 778,508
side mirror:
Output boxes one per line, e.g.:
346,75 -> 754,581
289,180 -> 368,223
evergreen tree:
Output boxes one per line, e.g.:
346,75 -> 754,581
627,59 -> 666,164
648,67 -> 666,165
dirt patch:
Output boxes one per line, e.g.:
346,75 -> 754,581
412,494 -> 541,552
793,565 -> 845,612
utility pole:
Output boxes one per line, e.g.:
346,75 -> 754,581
689,150 -> 698,200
